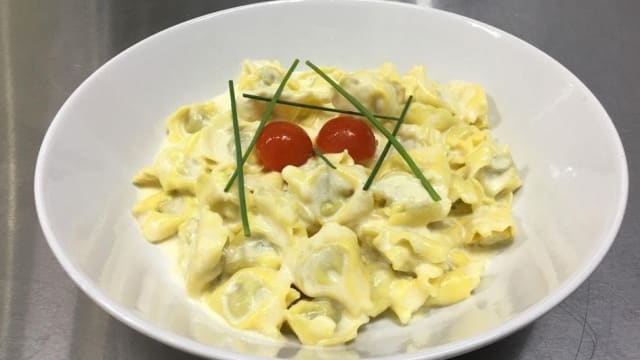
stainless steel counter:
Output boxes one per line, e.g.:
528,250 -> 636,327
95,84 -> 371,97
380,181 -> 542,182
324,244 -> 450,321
1,0 -> 638,359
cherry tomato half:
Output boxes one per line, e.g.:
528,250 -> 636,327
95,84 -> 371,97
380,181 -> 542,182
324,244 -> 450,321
255,121 -> 313,172
316,116 -> 377,162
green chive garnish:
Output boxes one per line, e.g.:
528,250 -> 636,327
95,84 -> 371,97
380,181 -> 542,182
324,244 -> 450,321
306,60 -> 441,201
313,148 -> 337,169
242,93 -> 399,121
363,96 -> 413,191
224,59 -> 300,192
228,81 -> 251,237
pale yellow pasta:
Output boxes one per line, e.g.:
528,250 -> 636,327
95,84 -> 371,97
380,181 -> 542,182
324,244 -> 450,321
287,222 -> 373,316
177,208 -> 229,295
282,155 -> 374,227
286,299 -> 369,346
132,191 -> 195,242
204,267 -> 294,338
131,60 -> 522,344
331,63 -> 404,115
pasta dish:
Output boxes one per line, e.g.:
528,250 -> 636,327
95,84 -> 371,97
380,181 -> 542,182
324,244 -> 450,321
131,60 -> 521,345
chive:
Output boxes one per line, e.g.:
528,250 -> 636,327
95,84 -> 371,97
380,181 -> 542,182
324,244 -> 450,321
242,93 -> 400,121
228,81 -> 251,237
224,59 -> 300,192
306,61 -> 441,201
363,96 -> 413,191
313,148 -> 337,169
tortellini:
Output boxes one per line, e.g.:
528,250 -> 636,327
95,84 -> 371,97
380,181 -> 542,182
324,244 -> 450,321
331,63 -> 404,116
204,267 -> 295,338
131,60 -> 521,344
286,299 -> 369,345
288,223 -> 373,316
461,203 -> 517,245
441,81 -> 489,127
177,208 -> 229,295
427,261 -> 484,307
364,258 -> 395,317
132,191 -> 195,242
282,155 -> 373,227
369,227 -> 449,274
371,171 -> 451,226
167,101 -> 218,143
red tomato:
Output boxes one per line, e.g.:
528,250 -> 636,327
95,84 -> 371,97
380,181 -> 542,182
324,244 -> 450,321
255,121 -> 313,172
316,116 -> 377,162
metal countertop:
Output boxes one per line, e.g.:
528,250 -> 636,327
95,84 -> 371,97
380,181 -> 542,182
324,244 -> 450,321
1,1 -> 638,359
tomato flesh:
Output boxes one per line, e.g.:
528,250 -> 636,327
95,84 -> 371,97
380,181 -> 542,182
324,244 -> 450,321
316,116 -> 377,162
255,121 -> 313,172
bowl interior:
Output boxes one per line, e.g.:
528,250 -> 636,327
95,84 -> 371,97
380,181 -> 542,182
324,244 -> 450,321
35,1 -> 627,359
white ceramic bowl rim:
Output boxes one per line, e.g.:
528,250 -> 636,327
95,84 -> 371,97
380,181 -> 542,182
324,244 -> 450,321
34,1 -> 629,359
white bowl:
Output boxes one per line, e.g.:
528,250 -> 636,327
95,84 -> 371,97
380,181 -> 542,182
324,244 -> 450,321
34,1 -> 628,359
